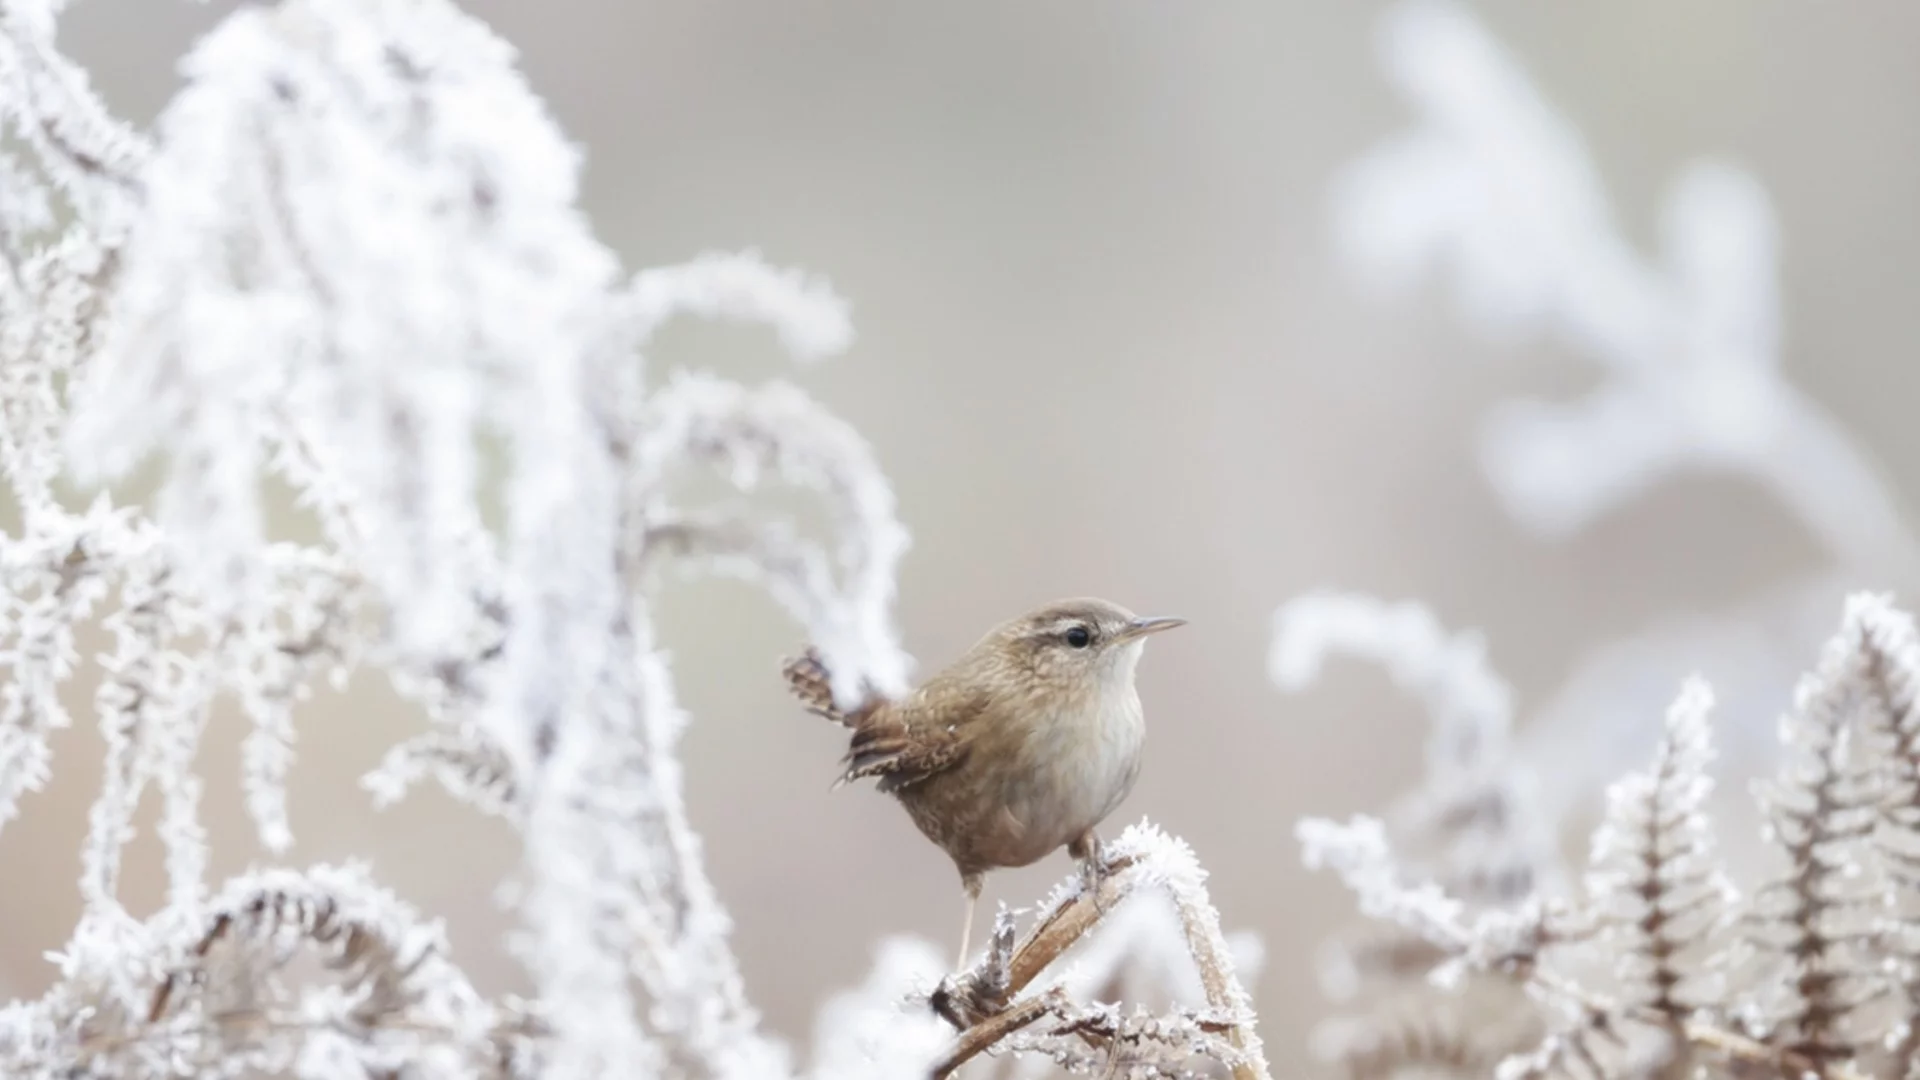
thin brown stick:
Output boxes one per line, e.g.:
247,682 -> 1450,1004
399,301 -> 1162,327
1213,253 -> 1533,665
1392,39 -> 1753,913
1523,960 -> 1870,1080
1006,853 -> 1142,997
1682,1014 -> 1866,1080
929,988 -> 1066,1078
77,1004 -> 545,1069
931,853 -> 1143,1029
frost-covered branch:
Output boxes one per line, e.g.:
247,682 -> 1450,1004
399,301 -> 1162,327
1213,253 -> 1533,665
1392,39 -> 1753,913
931,822 -> 1271,1080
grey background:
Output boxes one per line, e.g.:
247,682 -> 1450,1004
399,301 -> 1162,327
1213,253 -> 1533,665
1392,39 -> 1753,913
6,1 -> 1919,1071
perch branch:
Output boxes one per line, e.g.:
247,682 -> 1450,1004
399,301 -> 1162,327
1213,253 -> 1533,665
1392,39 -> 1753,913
929,988 -> 1066,1079
930,840 -> 1270,1080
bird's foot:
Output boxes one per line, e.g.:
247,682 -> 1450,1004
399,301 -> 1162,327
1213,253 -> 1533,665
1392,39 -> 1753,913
1072,833 -> 1109,914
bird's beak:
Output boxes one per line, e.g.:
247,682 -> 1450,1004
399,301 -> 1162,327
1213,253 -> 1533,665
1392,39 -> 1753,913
1115,615 -> 1187,642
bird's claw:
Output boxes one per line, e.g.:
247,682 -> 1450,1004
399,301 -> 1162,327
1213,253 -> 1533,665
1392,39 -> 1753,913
1080,844 -> 1109,914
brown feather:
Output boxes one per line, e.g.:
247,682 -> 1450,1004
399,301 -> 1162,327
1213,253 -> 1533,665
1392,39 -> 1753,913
780,648 -> 850,724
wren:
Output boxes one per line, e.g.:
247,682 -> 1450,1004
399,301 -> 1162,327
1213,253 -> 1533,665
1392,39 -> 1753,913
781,597 -> 1185,967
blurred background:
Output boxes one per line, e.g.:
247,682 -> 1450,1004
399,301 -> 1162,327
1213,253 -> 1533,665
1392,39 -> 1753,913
7,0 -> 1920,1072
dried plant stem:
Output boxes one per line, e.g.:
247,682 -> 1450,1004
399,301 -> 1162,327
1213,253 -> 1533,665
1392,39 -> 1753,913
934,846 -> 1271,1080
84,1009 -> 450,1057
1527,959 -> 1871,1080
75,1005 -> 541,1075
929,988 -> 1066,1078
1680,1019 -> 1867,1080
1171,884 -> 1268,1079
1009,854 -> 1143,995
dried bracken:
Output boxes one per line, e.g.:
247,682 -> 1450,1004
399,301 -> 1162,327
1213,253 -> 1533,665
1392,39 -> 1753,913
1287,591 -> 1920,1080
1581,680 -> 1737,1031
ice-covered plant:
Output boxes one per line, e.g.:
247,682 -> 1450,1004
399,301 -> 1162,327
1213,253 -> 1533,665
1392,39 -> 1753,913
1283,591 -> 1920,1080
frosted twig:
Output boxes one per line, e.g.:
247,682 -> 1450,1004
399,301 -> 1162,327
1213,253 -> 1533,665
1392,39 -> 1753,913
1272,591 -> 1512,774
625,249 -> 853,362
933,822 -> 1271,1080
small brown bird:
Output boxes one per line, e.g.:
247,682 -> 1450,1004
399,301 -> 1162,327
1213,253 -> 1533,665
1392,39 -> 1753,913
781,597 -> 1185,967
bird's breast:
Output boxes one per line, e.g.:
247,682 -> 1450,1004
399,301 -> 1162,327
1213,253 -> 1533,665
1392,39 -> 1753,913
997,687 -> 1145,851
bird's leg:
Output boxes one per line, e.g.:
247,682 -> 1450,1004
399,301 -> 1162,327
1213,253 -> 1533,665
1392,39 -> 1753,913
1068,829 -> 1108,913
955,872 -> 983,972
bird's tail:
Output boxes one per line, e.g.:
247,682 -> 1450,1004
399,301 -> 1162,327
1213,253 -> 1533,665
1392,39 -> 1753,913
780,647 -> 892,789
780,646 -> 860,725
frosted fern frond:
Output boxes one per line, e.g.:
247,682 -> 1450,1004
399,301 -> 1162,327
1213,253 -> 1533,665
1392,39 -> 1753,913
4,864 -> 519,1080
1583,677 -> 1738,1022
1830,595 -> 1920,1072
1299,592 -> 1920,1080
1471,678 -> 1741,1079
1745,609 -> 1893,1068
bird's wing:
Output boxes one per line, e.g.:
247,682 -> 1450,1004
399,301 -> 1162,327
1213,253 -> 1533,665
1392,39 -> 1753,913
838,684 -> 986,794
782,644 -> 990,793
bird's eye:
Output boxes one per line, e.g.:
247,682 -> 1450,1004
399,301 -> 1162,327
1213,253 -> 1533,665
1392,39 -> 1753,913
1064,625 -> 1093,648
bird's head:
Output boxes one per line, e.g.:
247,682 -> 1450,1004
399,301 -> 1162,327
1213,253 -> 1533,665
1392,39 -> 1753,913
983,597 -> 1186,702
